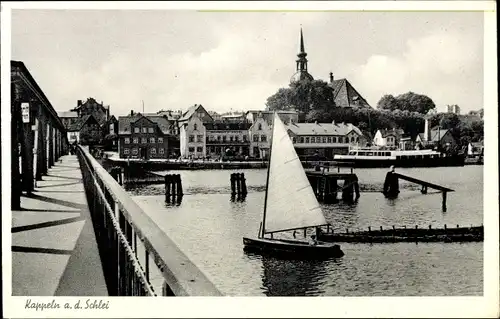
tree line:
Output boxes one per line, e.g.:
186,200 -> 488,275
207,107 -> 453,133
265,79 -> 483,146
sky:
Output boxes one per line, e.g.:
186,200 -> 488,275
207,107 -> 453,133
11,9 -> 484,116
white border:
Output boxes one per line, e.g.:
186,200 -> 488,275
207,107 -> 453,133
1,1 -> 498,318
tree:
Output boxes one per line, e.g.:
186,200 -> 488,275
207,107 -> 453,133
395,92 -> 436,114
266,79 -> 335,113
377,94 -> 398,111
439,113 -> 460,129
377,91 -> 436,114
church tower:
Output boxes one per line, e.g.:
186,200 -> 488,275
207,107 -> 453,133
290,28 -> 314,83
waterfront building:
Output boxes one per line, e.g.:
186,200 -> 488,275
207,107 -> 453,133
118,111 -> 176,159
205,121 -> 252,158
248,115 -> 272,159
373,128 -> 405,148
467,141 -> 484,157
178,104 -> 213,159
286,121 -> 364,159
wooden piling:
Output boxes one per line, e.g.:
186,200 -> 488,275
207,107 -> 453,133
442,191 -> 447,212
176,174 -> 183,196
230,173 -> 236,195
240,173 -> 247,195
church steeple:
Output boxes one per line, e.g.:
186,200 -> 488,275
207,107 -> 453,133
296,27 -> 308,72
290,27 -> 314,83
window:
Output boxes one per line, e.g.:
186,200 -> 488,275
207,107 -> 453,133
125,138 -> 130,144
258,124 -> 262,130
124,148 -> 130,154
253,135 -> 259,142
151,148 -> 156,154
150,137 -> 155,143
217,135 -> 221,141
148,127 -> 154,133
194,123 -> 198,131
159,148 -> 165,154
134,127 -> 140,133
333,137 -> 337,143
242,135 -> 247,142
299,137 -> 304,143
197,135 -> 203,142
133,138 -> 139,144
141,138 -> 147,144
323,137 -> 327,143
351,137 -> 355,143
305,137 -> 310,143
197,146 -> 203,153
189,135 -> 194,143
158,137 -> 163,143
327,137 -> 332,143
222,136 -> 226,142
188,147 -> 195,153
261,135 -> 267,142
132,148 -> 138,155
292,137 -> 296,143
230,136 -> 234,142
235,136 -> 239,142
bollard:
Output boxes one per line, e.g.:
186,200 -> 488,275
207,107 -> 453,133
236,173 -> 241,194
354,181 -> 360,200
165,175 -> 171,203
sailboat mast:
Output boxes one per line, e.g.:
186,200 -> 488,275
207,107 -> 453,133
261,112 -> 277,238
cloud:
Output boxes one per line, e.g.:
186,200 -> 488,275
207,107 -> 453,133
350,29 -> 483,111
11,10 -> 483,116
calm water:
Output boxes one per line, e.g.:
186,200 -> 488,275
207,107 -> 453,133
130,166 -> 483,296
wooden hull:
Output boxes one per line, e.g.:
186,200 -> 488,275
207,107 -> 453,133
333,156 -> 465,168
242,237 -> 344,259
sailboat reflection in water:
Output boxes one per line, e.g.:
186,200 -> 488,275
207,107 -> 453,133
243,113 -> 344,259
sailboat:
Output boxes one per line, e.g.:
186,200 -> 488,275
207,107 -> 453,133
243,113 -> 344,259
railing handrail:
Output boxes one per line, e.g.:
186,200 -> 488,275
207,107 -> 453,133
78,145 -> 223,296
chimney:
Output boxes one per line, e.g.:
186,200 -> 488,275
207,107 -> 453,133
329,72 -> 334,83
77,100 -> 82,106
130,110 -> 134,116
424,118 -> 431,142
332,120 -> 335,125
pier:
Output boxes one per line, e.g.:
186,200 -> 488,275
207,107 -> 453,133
318,224 -> 483,243
384,171 -> 454,211
305,166 -> 359,203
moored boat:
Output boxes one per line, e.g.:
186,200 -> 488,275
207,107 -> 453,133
334,147 -> 465,168
242,113 -> 344,259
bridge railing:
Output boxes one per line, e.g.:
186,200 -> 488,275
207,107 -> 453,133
76,145 -> 223,296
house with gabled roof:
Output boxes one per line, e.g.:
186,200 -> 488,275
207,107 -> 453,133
117,111 -> 178,159
64,114 -> 102,146
373,128 -> 405,148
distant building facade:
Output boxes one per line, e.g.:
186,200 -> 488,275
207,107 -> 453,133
447,104 -> 461,115
71,97 -> 110,125
373,128 -> 405,148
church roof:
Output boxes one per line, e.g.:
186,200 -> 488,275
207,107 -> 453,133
290,71 -> 314,83
330,78 -> 371,108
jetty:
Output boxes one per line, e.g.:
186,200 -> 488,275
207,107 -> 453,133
305,163 -> 359,203
318,225 -> 483,243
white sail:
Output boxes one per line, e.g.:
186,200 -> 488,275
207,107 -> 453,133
263,113 -> 327,234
